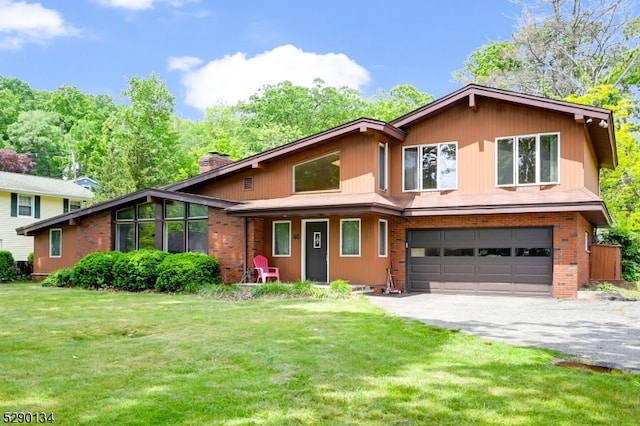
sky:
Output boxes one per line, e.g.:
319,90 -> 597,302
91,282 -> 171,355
0,0 -> 524,120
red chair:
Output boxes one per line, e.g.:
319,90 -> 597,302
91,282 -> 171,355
253,255 -> 280,283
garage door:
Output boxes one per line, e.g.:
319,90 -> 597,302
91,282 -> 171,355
407,228 -> 552,296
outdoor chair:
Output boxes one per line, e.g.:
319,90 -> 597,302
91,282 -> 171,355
253,255 -> 280,283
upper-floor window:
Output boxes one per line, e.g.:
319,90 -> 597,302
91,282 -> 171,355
379,143 -> 388,191
293,152 -> 340,192
403,143 -> 457,191
18,195 -> 33,217
496,133 -> 559,186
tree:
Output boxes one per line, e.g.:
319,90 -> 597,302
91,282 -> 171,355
455,0 -> 640,98
0,148 -> 35,173
364,85 -> 434,121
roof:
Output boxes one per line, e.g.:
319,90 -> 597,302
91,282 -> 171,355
164,117 -> 407,192
17,188 -> 239,236
392,84 -> 617,169
0,171 -> 94,199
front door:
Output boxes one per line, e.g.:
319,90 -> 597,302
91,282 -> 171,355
304,220 -> 328,282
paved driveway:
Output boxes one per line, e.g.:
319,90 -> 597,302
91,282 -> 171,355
368,293 -> 640,372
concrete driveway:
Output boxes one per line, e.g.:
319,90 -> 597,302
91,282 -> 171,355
368,293 -> 640,372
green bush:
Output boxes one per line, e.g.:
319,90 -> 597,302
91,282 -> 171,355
70,251 -> 125,289
251,282 -> 294,297
600,227 -> 640,282
329,279 -> 352,296
42,268 -> 73,287
0,250 -> 17,282
155,252 -> 220,293
112,250 -> 169,291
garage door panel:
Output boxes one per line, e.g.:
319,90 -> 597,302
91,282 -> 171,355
410,263 -> 442,274
443,229 -> 476,241
477,264 -> 512,275
443,264 -> 475,274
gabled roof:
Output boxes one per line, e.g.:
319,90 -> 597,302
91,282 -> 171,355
392,84 -> 617,169
165,117 -> 407,192
16,188 -> 239,236
0,171 -> 94,199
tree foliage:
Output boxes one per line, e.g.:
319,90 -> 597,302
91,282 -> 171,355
0,148 -> 35,173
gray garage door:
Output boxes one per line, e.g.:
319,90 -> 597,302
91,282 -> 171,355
407,227 -> 552,296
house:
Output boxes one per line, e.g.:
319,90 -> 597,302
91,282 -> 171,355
2,171 -> 94,262
16,85 -> 617,297
75,176 -> 99,191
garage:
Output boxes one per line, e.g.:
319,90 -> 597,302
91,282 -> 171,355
407,227 -> 553,296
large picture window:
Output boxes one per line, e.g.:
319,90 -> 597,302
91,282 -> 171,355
273,221 -> 291,257
293,152 -> 340,192
340,219 -> 361,257
497,133 -> 559,186
403,143 -> 457,191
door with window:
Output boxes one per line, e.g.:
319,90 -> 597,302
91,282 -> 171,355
304,220 -> 328,282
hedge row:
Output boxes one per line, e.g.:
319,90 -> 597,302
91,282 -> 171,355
43,250 -> 220,293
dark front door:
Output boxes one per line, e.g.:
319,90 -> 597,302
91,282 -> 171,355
305,221 -> 328,282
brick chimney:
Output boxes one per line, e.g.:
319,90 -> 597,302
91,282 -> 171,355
198,151 -> 234,174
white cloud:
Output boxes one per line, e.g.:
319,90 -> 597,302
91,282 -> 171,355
0,0 -> 77,49
168,56 -> 202,72
95,0 -> 195,10
171,44 -> 371,111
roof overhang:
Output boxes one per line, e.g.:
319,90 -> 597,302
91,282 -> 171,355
16,188 -> 239,236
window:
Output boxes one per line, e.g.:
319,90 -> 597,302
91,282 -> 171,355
403,143 -> 457,191
378,219 -> 388,257
294,152 -> 340,192
340,219 -> 361,257
244,177 -> 254,190
379,143 -> 388,191
273,221 -> 291,257
18,195 -> 33,217
497,133 -> 559,186
585,231 -> 591,253
50,229 -> 62,258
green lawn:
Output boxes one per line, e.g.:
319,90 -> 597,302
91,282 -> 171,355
1,283 -> 638,425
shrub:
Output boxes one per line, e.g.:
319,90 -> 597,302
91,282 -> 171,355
329,279 -> 352,296
0,250 -> 17,282
71,251 -> 125,289
156,252 -> 220,293
251,282 -> 294,297
41,268 -> 73,287
112,250 -> 169,291
600,227 -> 640,282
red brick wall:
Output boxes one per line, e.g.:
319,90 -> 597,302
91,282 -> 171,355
208,208 -> 245,283
390,212 -> 589,298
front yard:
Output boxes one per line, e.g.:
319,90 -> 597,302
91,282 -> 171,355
1,283 -> 638,425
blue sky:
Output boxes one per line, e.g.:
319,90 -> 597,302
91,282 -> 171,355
0,0 -> 523,120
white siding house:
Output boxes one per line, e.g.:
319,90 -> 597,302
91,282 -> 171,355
1,171 -> 94,261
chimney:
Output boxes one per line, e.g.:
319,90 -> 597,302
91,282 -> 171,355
198,151 -> 234,174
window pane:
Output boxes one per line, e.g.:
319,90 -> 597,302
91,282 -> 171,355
518,136 -> 537,184
497,138 -> 514,185
164,201 -> 185,219
18,195 -> 32,216
138,203 -> 155,220
294,152 -> 340,192
479,248 -> 511,257
444,248 -> 474,256
69,201 -> 82,211
439,143 -> 457,189
273,222 -> 291,256
116,207 -> 134,220
516,248 -> 551,257
421,145 -> 438,189
378,220 -> 387,257
165,222 -> 185,253
188,220 -> 208,253
341,220 -> 360,256
403,147 -> 418,190
188,203 -> 208,218
116,223 -> 135,252
379,143 -> 387,191
540,134 -> 559,183
138,222 -> 156,250
50,230 -> 61,257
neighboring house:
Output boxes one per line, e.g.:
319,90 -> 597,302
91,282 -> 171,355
2,171 -> 94,262
17,85 -> 617,297
75,176 -> 99,191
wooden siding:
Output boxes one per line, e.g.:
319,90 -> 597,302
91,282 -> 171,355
389,98 -> 596,197
589,244 -> 622,282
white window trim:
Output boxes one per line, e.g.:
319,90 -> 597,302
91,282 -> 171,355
378,142 -> 388,191
49,228 -> 62,258
378,219 -> 388,258
272,220 -> 292,257
18,194 -> 34,218
292,151 -> 341,193
402,142 -> 458,192
340,218 -> 361,257
495,132 -> 560,187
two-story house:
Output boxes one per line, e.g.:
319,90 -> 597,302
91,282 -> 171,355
16,85 -> 616,297
2,171 -> 94,263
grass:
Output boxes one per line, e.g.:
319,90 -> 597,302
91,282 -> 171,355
1,283 -> 639,425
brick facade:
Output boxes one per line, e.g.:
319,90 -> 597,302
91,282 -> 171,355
390,212 -> 591,298
208,208 -> 245,283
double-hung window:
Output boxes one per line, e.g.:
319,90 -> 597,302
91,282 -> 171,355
496,133 -> 559,186
18,195 -> 33,217
403,143 -> 457,191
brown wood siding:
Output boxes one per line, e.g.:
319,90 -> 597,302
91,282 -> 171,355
583,135 -> 600,195
194,133 -> 377,200
589,244 -> 622,282
389,98 -> 589,197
